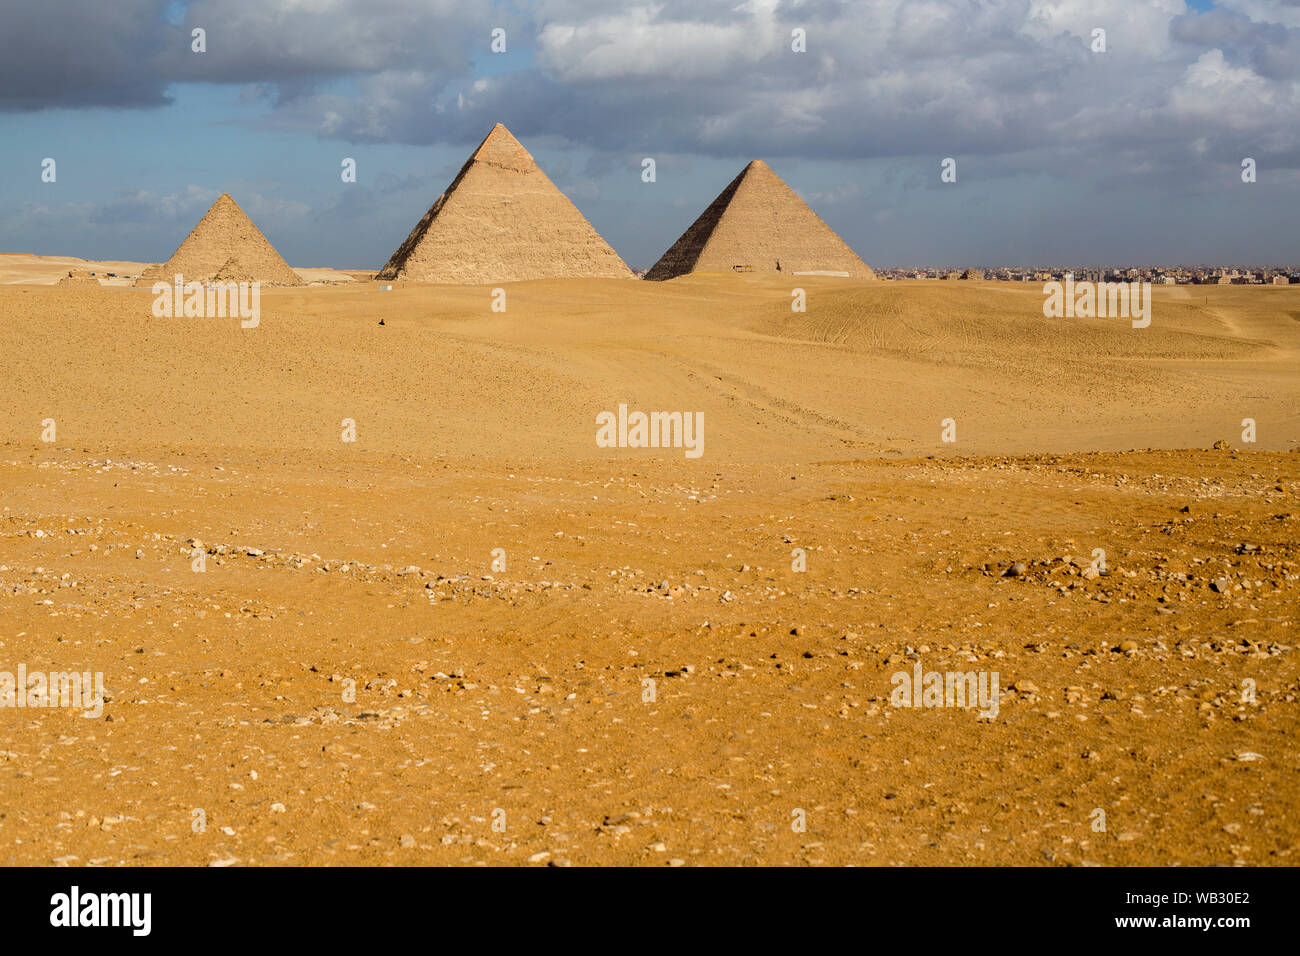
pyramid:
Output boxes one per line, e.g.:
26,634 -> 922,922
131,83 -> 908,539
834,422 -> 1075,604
135,194 -> 303,287
58,270 -> 101,286
645,161 -> 874,280
376,124 -> 633,283
212,257 -> 255,283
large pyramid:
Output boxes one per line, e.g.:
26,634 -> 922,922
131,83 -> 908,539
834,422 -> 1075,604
135,194 -> 303,287
376,124 -> 633,283
645,161 -> 874,280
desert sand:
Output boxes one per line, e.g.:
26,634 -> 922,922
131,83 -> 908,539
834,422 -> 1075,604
0,252 -> 353,289
0,272 -> 1296,865
0,254 -> 150,287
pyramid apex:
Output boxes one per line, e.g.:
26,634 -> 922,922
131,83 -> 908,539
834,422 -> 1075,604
737,160 -> 780,184
482,122 -> 519,143
469,123 -> 532,169
208,193 -> 241,213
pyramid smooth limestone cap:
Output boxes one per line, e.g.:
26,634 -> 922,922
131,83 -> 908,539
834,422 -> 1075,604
469,123 -> 532,168
478,123 -> 523,148
736,160 -> 779,184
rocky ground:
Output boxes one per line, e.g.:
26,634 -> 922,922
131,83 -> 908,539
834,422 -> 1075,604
1,442 -> 1295,865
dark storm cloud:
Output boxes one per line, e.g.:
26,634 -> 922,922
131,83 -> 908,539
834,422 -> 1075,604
155,0 -> 495,84
0,1 -> 175,110
0,0 -> 492,112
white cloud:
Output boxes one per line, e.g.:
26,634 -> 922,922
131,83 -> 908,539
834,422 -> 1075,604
1219,0 -> 1300,28
537,5 -> 771,82
1170,48 -> 1292,132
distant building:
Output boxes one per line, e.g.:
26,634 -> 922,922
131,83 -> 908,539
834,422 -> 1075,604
1274,276 -> 1291,285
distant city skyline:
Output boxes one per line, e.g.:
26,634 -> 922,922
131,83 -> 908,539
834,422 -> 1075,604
874,264 -> 1297,281
878,262 -> 1299,273
2,0 -> 1297,271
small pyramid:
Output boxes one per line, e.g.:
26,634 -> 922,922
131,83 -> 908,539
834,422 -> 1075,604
58,270 -> 101,286
212,256 -> 255,283
959,268 -> 984,280
136,194 -> 302,287
376,124 -> 633,283
645,161 -> 874,280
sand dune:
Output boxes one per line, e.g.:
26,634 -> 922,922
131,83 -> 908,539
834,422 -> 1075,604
1,274 -> 1295,458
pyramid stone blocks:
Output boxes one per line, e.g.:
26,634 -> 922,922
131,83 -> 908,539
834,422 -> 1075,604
136,194 -> 303,287
646,161 -> 873,280
377,124 -> 633,283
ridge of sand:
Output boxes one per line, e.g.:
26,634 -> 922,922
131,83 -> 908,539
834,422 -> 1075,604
646,160 -> 875,280
376,124 -> 634,284
135,194 -> 304,288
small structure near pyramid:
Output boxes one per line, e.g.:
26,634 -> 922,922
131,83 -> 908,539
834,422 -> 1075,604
135,194 -> 303,287
58,270 -> 101,286
645,161 -> 874,281
212,257 -> 255,283
376,124 -> 633,283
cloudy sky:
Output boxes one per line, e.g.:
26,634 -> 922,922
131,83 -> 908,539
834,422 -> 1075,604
1,0 -> 1297,269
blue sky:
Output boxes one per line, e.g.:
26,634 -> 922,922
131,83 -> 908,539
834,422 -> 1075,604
1,0 -> 1297,270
